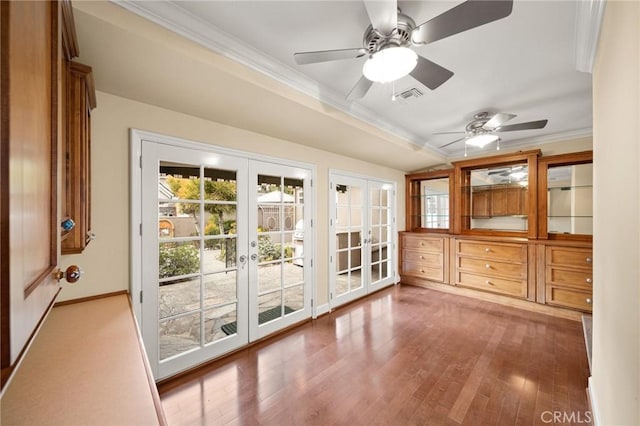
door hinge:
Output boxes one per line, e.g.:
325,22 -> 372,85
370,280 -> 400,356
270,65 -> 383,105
139,223 -> 142,236
310,259 -> 313,267
310,219 -> 313,227
330,182 -> 333,190
139,290 -> 143,303
330,255 -> 333,263
330,218 -> 333,226
310,179 -> 313,187
139,156 -> 142,168
311,298 -> 314,308
330,292 -> 333,300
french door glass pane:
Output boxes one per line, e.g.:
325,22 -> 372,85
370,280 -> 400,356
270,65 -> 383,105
204,305 -> 238,343
256,174 -> 304,328
159,312 -> 201,361
157,162 -> 239,361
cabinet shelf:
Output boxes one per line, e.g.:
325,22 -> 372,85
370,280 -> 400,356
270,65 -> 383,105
547,185 -> 592,191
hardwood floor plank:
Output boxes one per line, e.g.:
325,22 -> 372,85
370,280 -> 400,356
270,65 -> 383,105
160,285 -> 590,425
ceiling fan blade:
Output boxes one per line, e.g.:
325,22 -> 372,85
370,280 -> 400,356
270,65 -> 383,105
412,0 -> 513,45
346,76 -> 374,101
363,0 -> 398,35
439,136 -> 467,149
294,48 -> 367,65
497,119 -> 548,132
483,112 -> 516,130
409,55 -> 454,90
432,131 -> 465,135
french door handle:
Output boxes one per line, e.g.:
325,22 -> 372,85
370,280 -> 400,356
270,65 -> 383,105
239,255 -> 247,269
250,254 -> 258,261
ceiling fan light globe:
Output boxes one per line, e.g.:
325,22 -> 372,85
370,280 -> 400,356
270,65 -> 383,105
466,133 -> 500,148
362,47 -> 418,83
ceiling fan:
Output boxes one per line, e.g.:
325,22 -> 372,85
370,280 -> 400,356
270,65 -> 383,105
437,112 -> 549,149
293,0 -> 513,100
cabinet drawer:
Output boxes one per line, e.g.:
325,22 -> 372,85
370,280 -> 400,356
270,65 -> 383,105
403,250 -> 442,268
403,261 -> 444,282
546,246 -> 592,269
457,272 -> 527,298
458,257 -> 525,279
546,267 -> 593,290
546,286 -> 593,312
403,236 -> 444,252
457,240 -> 526,261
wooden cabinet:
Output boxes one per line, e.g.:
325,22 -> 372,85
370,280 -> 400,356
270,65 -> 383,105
544,245 -> 593,312
471,191 -> 491,218
471,186 -> 526,218
454,239 -> 528,299
1,0 -> 62,389
61,61 -> 96,254
400,233 -> 448,283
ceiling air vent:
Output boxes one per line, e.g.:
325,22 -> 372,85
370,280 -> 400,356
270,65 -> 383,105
393,87 -> 423,104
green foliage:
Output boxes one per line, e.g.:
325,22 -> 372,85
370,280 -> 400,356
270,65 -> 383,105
159,244 -> 199,279
258,237 -> 281,261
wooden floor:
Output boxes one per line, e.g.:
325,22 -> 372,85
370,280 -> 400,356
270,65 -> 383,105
159,285 -> 591,425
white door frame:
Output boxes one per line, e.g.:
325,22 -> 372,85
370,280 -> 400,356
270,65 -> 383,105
328,169 -> 397,310
130,129 -> 317,379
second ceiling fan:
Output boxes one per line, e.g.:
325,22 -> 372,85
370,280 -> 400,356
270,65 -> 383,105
293,0 -> 514,100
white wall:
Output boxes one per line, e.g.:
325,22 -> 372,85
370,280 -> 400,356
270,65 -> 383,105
591,2 -> 640,424
59,91 -> 406,306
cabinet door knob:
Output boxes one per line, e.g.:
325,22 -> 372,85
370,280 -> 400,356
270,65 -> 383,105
485,248 -> 491,253
485,280 -> 493,285
420,242 -> 424,246
420,269 -> 424,273
586,278 -> 592,284
586,257 -> 592,263
420,255 -> 424,260
586,298 -> 592,305
61,218 -> 75,231
53,265 -> 83,284
485,263 -> 491,269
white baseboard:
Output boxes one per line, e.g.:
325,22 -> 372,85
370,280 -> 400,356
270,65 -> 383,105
587,376 -> 600,425
314,303 -> 330,318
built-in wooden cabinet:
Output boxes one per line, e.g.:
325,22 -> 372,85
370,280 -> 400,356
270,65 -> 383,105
541,244 -> 593,312
400,233 -> 448,284
454,239 -> 529,299
402,149 -> 593,316
61,61 -> 96,254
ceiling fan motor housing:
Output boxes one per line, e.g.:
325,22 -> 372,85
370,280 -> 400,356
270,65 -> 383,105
363,11 -> 416,55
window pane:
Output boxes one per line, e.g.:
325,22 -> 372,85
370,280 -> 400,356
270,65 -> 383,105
205,305 -> 238,343
258,292 -> 282,325
203,237 -> 236,273
159,277 -> 200,320
284,285 -> 304,312
159,241 -> 200,280
204,271 -> 237,308
258,263 -> 281,293
159,312 -> 201,360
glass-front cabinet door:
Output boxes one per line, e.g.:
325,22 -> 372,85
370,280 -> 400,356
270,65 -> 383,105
538,151 -> 593,240
405,170 -> 453,232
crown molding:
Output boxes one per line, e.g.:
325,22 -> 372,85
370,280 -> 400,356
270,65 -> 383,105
574,0 -> 606,73
112,0 -> 445,158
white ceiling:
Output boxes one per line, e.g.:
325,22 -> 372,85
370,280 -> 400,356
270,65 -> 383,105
116,0 -> 594,158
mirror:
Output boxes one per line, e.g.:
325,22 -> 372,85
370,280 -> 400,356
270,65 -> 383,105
420,177 -> 449,229
468,163 -> 529,231
547,163 -> 593,235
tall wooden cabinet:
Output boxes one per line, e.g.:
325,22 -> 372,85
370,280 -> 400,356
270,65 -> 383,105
401,150 -> 593,317
61,61 -> 96,254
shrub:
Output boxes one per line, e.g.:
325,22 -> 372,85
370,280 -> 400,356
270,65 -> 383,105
159,244 -> 199,279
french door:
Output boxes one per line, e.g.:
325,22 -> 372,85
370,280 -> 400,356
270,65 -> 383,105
140,139 -> 312,379
329,172 -> 396,308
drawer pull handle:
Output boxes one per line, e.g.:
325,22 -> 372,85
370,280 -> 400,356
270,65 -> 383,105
420,242 -> 424,246
586,257 -> 592,263
586,298 -> 592,305
485,248 -> 491,253
485,280 -> 493,286
420,255 -> 424,260
420,269 -> 424,273
485,263 -> 491,269
586,278 -> 592,284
